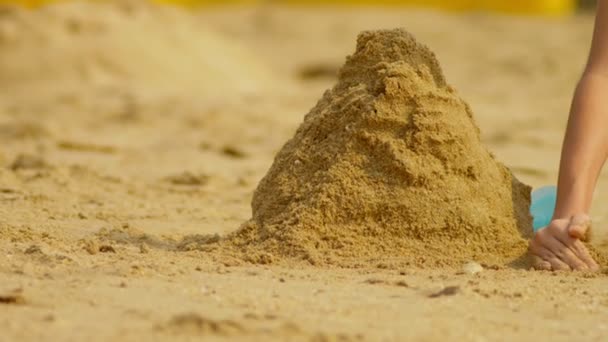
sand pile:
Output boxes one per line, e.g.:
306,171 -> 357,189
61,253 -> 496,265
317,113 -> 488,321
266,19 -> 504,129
0,1 -> 273,97
225,29 -> 533,267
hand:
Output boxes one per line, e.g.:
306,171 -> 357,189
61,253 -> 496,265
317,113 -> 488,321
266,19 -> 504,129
529,214 -> 599,271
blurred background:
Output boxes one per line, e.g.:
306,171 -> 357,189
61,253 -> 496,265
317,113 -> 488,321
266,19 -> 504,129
0,0 -> 598,14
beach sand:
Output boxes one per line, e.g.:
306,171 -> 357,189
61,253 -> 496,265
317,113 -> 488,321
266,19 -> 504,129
1,2 -> 608,341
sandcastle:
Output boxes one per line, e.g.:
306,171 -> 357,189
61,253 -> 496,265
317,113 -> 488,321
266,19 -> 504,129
223,28 -> 533,268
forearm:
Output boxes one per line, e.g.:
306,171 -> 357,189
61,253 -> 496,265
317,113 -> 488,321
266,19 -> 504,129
554,73 -> 608,219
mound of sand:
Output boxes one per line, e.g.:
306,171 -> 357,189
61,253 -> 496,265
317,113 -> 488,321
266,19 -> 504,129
0,1 -> 273,96
226,29 -> 533,267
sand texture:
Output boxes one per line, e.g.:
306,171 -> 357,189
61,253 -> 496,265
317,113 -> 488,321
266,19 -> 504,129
227,29 -> 532,268
2,2 -> 608,341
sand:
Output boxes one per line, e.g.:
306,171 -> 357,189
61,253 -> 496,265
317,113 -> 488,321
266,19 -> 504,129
0,1 -> 274,98
2,2 -> 608,342
226,28 -> 532,268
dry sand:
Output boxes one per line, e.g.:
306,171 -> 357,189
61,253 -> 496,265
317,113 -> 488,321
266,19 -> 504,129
224,28 -> 533,269
2,2 -> 608,341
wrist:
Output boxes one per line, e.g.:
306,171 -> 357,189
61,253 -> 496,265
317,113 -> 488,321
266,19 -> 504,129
552,202 -> 589,221
552,184 -> 591,220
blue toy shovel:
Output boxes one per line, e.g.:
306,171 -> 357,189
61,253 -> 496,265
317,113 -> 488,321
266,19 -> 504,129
530,185 -> 557,233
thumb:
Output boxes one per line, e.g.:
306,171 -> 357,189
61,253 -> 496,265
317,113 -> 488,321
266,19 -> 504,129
568,214 -> 592,241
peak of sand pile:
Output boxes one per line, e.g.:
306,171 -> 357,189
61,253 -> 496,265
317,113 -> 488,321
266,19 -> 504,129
225,28 -> 533,268
0,1 -> 273,96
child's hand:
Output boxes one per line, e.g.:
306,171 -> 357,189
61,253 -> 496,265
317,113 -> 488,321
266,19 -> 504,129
529,214 -> 599,271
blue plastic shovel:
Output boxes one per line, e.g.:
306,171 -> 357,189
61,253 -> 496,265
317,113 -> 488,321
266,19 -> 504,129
530,185 -> 557,232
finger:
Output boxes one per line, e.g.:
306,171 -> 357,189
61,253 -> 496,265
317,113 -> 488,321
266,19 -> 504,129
543,235 -> 587,271
532,245 -> 571,271
570,240 -> 600,271
552,227 -> 595,270
531,255 -> 552,271
568,214 -> 592,241
547,255 -> 572,271
529,242 -> 571,271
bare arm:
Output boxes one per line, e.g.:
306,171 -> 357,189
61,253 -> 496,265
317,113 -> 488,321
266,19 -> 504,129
555,0 -> 608,219
528,2 -> 608,271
